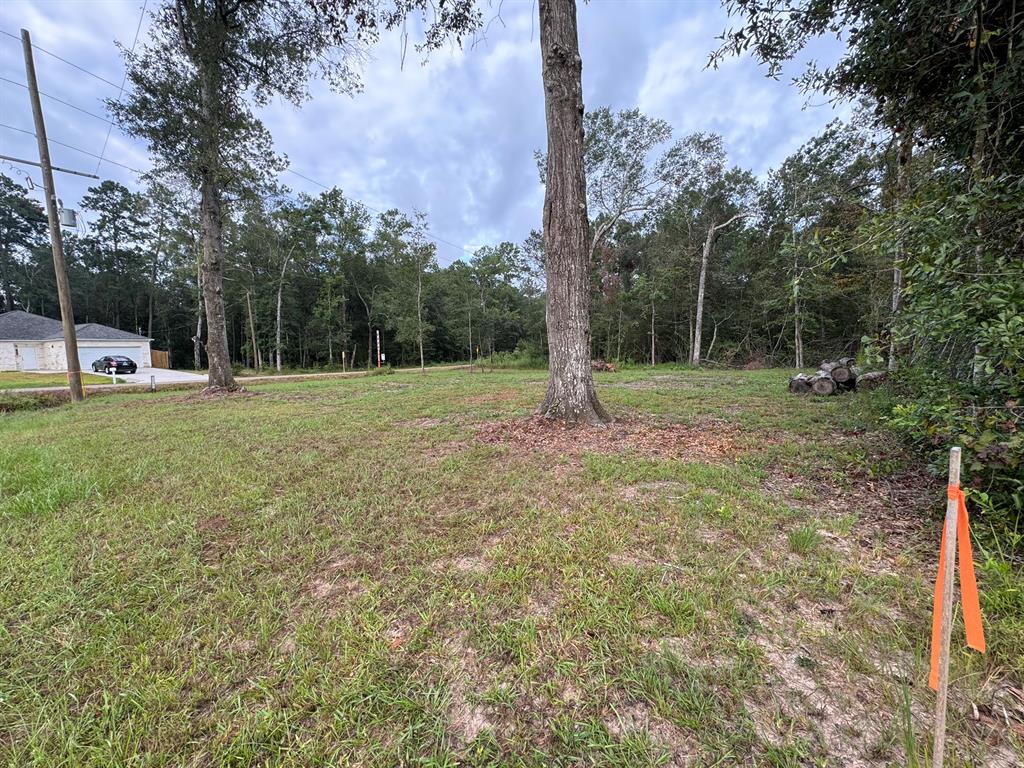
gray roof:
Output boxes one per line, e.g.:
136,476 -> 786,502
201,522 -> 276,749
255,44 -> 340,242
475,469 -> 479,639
0,310 -> 150,342
72,323 -> 150,341
0,310 -> 62,340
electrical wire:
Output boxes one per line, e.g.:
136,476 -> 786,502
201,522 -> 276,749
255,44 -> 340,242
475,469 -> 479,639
95,0 -> 148,174
0,29 -> 124,89
0,76 -> 114,124
2,27 -> 479,265
0,122 -> 147,175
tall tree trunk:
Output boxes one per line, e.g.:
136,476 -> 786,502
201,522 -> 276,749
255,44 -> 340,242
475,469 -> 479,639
275,253 -> 291,372
357,287 -> 373,371
888,129 -> 913,371
340,296 -> 347,372
650,298 -> 655,366
537,0 -> 610,424
792,244 -> 804,369
707,316 -> 719,362
245,289 -> 261,371
969,7 -> 989,383
147,217 -> 165,340
691,222 -> 715,366
199,172 -> 235,387
417,264 -> 425,372
616,304 -> 623,361
193,266 -> 204,370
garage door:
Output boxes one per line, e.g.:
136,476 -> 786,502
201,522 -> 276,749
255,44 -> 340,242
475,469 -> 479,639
78,346 -> 145,370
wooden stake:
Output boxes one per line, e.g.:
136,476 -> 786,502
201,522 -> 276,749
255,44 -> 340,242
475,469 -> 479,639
932,446 -> 961,768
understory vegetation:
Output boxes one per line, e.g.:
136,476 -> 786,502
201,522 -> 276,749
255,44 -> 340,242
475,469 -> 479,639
1,369 -> 1021,766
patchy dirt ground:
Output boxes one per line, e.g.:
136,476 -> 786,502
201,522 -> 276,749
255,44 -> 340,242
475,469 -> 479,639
474,414 -> 749,461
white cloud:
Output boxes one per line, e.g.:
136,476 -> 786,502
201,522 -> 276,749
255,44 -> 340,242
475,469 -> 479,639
1,0 -> 854,261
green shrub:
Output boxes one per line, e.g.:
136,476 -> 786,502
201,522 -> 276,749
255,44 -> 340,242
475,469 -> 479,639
886,369 -> 1022,548
486,343 -> 547,369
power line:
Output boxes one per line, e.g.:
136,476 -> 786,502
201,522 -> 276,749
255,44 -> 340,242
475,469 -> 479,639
0,122 -> 147,175
2,31 -> 479,265
95,0 -> 148,174
0,76 -> 114,124
1,120 -> 474,264
0,29 -> 124,90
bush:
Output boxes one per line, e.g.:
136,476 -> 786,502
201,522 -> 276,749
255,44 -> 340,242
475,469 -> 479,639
486,344 -> 547,369
886,369 -> 1022,547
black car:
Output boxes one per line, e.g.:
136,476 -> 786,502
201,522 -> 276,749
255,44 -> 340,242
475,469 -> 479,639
91,355 -> 137,374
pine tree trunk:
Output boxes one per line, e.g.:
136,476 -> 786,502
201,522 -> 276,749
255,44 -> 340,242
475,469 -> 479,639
536,0 -> 610,425
793,247 -> 804,369
889,129 -> 912,371
691,222 -> 715,366
275,254 -> 291,372
417,266 -> 425,372
970,111 -> 987,383
650,299 -> 655,366
199,172 -> 235,388
245,289 -> 260,371
148,217 -> 164,340
193,266 -> 204,370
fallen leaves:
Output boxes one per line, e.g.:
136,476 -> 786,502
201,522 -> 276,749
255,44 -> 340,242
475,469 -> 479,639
474,415 -> 747,461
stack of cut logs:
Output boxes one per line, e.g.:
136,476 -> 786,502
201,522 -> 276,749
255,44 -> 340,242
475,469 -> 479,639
789,358 -> 887,395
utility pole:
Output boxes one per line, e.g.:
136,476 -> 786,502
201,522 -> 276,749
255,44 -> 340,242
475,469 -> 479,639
22,28 -> 83,401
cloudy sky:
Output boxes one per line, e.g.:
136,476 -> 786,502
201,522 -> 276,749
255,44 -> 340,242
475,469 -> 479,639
0,0 -> 847,266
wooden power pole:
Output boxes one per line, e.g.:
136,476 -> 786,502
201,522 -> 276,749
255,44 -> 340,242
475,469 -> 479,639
22,28 -> 83,401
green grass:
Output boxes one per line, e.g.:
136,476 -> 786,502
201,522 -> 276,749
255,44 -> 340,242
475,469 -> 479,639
1,367 -> 1020,767
787,524 -> 822,555
0,371 -> 123,389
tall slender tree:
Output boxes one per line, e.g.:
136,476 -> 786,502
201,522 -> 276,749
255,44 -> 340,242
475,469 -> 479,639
113,0 -> 480,389
537,0 -> 610,424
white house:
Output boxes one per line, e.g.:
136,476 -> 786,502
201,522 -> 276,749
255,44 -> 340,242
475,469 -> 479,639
0,310 -> 152,371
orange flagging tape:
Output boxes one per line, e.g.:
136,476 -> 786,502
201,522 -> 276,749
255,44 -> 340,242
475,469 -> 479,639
929,484 -> 986,690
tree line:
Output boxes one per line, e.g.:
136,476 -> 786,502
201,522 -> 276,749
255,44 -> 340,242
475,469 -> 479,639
1,109 -> 906,374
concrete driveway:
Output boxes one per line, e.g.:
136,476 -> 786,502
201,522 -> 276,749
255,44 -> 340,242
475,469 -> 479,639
120,367 -> 208,385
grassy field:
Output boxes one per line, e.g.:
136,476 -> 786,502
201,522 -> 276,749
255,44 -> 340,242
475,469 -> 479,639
1,367 -> 1021,767
0,371 -> 123,389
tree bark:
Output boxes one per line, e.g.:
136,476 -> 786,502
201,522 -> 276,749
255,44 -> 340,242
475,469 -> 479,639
417,263 -> 425,372
692,213 -> 748,367
245,288 -> 261,371
199,171 -> 234,387
691,223 -> 715,366
793,245 -> 804,370
888,129 -> 913,371
537,0 -> 610,425
148,216 -> 165,340
275,252 -> 292,372
193,256 -> 204,370
650,298 -> 655,366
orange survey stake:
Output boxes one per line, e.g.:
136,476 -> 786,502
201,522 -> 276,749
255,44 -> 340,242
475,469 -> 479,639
928,484 -> 986,691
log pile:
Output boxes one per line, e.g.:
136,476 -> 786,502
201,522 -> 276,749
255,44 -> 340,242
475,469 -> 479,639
789,358 -> 886,395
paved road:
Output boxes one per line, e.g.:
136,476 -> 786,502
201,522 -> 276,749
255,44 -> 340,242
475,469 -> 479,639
120,367 -> 208,385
